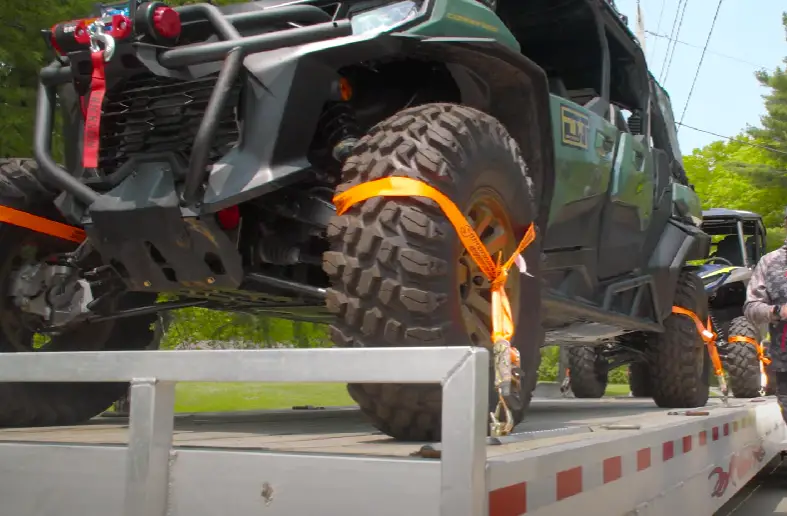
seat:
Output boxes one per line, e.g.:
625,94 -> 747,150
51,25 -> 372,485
714,236 -> 744,266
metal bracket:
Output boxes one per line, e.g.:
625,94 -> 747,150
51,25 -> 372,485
124,378 -> 176,516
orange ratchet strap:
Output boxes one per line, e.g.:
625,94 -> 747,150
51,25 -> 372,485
671,306 -> 727,394
728,335 -> 772,366
0,205 -> 86,243
333,176 -> 536,351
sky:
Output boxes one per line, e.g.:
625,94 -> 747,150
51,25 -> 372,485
614,0 -> 786,155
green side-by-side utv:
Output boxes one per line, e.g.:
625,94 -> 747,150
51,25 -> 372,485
0,0 -> 709,440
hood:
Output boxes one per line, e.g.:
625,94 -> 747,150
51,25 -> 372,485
697,263 -> 752,293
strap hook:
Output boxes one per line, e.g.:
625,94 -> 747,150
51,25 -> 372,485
87,23 -> 115,61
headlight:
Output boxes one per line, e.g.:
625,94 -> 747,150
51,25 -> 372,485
351,1 -> 420,36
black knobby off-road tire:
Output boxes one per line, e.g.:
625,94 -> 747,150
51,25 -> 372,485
567,346 -> 608,398
0,158 -> 162,427
324,103 -> 542,441
628,361 -> 652,397
725,315 -> 763,399
0,159 -> 53,203
650,271 -> 711,408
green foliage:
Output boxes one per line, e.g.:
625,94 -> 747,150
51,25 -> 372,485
684,139 -> 787,228
746,13 -> 787,167
160,308 -> 331,350
538,346 -> 628,384
726,12 -> 787,187
0,1 -> 77,157
0,0 -> 250,158
766,227 -> 786,253
537,346 -> 560,381
682,13 -> 787,227
608,365 -> 627,384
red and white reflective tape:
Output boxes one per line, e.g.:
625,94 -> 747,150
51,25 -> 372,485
488,413 -> 785,516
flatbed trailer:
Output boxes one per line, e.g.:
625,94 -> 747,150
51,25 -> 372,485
0,347 -> 784,516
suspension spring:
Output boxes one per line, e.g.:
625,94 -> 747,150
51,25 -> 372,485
313,102 -> 360,166
709,310 -> 727,355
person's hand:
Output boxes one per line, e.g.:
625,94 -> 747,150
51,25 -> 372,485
779,304 -> 787,320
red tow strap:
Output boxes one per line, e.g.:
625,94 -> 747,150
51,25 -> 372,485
82,49 -> 106,169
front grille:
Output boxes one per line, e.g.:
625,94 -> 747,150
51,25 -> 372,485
98,73 -> 241,174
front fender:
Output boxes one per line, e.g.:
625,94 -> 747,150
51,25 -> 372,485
648,218 -> 711,318
409,37 -> 556,237
202,33 -> 556,234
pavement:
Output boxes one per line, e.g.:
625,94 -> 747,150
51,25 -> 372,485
718,454 -> 787,515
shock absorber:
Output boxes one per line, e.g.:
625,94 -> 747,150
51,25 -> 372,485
321,102 -> 359,164
308,101 -> 359,175
311,78 -> 360,169
708,308 -> 727,344
708,308 -> 729,360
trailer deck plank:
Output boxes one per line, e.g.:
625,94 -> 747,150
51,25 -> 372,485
0,397 -> 738,458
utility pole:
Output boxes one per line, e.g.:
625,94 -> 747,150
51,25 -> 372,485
635,0 -> 647,52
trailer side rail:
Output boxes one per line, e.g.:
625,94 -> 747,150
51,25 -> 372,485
486,399 -> 786,515
0,347 -> 489,516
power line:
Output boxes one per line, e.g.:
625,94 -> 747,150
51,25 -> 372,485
661,0 -> 689,84
658,0 -> 686,82
677,122 -> 787,156
649,0 -> 668,62
678,0 -> 724,128
646,31 -> 767,69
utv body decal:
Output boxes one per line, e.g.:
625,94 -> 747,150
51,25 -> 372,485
698,266 -> 736,279
445,13 -> 499,32
560,105 -> 589,150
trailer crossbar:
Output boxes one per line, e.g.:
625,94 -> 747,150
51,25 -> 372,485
0,347 -> 489,516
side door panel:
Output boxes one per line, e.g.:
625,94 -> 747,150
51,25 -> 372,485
597,130 -> 655,279
543,96 -> 616,253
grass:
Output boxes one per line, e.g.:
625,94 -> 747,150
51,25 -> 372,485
174,382 -> 353,412
173,382 -> 634,413
604,383 -> 631,397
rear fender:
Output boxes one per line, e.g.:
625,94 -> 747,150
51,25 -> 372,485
203,34 -> 556,232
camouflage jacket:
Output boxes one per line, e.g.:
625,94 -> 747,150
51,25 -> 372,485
744,244 -> 787,371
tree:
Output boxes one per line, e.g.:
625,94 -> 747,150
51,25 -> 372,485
0,1 -> 82,157
684,137 -> 787,228
734,12 -> 787,187
0,0 -> 248,158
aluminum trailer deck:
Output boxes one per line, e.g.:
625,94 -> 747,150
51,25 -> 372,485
0,346 -> 783,516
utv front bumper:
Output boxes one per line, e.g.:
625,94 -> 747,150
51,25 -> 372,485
34,3 -> 353,292
36,3 -> 351,208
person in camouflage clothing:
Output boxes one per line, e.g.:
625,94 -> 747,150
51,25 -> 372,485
744,209 -> 787,421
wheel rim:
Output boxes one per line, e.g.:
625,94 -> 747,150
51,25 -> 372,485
0,239 -> 42,351
0,237 -> 89,352
457,187 -> 521,347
